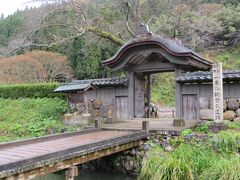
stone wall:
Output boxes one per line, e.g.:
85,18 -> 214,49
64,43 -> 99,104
199,97 -> 240,121
88,98 -> 114,123
78,133 -> 173,175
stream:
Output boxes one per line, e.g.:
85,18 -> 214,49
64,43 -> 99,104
35,169 -> 136,180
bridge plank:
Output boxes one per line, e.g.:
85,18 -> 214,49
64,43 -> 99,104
0,130 -> 148,179
0,131 -> 130,165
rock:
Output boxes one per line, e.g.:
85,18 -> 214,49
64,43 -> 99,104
91,109 -> 100,117
233,117 -> 240,122
227,98 -> 239,111
161,140 -> 170,149
223,110 -> 236,121
153,139 -> 161,145
76,103 -> 86,113
123,160 -> 135,172
223,99 -> 227,111
164,145 -> 173,152
107,104 -> 113,118
129,149 -> 136,156
173,119 -> 185,126
88,100 -> 93,113
236,109 -> 240,117
136,151 -> 145,157
210,98 -> 227,111
106,104 -> 114,123
208,123 -> 228,133
185,134 -> 194,140
99,105 -> 107,117
139,144 -> 151,151
199,97 -> 209,109
93,99 -> 102,109
62,113 -> 90,125
199,109 -> 214,120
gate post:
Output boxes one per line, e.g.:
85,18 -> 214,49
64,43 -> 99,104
212,62 -> 223,123
142,121 -> 149,133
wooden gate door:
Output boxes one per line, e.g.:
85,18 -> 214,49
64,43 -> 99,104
115,96 -> 128,119
182,94 -> 198,120
135,75 -> 145,118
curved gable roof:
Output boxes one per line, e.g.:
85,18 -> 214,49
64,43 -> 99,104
103,33 -> 212,71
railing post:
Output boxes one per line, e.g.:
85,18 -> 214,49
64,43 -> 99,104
142,121 -> 149,133
94,118 -> 101,130
65,166 -> 78,180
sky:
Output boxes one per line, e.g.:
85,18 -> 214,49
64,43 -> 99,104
0,0 -> 42,17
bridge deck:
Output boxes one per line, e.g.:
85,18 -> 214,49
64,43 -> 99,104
102,119 -> 197,135
0,129 -> 147,179
0,131 -> 129,166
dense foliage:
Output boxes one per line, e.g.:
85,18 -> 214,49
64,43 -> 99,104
0,83 -> 64,99
151,73 -> 175,106
64,37 -> 120,79
216,47 -> 240,69
0,10 -> 24,48
0,98 -> 77,142
1,1 -> 240,105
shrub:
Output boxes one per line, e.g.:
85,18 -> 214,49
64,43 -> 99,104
0,83 -> 64,99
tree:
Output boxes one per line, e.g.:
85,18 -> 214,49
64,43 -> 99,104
0,50 -> 73,84
9,0 -> 237,54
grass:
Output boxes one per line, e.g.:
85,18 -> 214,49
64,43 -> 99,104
200,156 -> 240,180
208,130 -> 240,154
139,129 -> 240,180
0,98 -> 80,143
139,144 -> 218,180
224,121 -> 240,129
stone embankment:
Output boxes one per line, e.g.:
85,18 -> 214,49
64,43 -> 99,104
199,97 -> 240,121
79,132 -> 175,174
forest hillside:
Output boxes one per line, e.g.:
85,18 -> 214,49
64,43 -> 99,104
1,0 -> 240,105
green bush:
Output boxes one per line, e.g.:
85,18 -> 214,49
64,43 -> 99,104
0,98 -> 77,142
0,83 -> 64,99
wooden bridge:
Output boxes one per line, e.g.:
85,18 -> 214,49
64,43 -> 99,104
0,121 -> 149,180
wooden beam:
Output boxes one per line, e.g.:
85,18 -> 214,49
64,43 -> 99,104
147,74 -> 151,118
66,94 -> 70,112
132,62 -> 175,73
65,166 -> 78,180
13,140 -> 144,180
83,92 -> 88,114
94,119 -> 101,130
175,67 -> 184,119
142,121 -> 149,133
128,71 -> 135,119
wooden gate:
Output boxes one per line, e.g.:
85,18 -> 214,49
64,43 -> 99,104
135,75 -> 145,118
115,96 -> 128,119
182,94 -> 198,120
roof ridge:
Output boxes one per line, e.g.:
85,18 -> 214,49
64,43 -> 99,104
177,70 -> 240,83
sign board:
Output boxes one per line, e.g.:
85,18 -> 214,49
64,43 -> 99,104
212,62 -> 223,123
